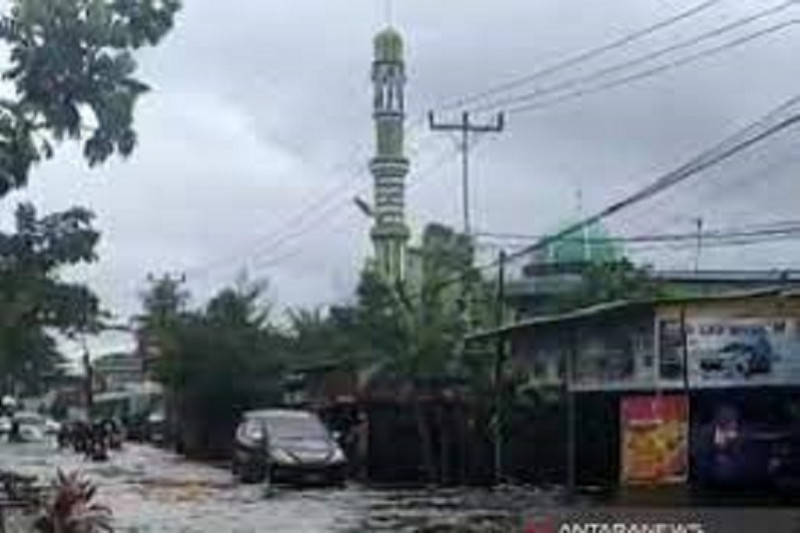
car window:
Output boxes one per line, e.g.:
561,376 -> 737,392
14,413 -> 43,425
262,414 -> 327,440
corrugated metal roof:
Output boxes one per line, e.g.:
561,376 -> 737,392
653,269 -> 800,282
468,286 -> 793,340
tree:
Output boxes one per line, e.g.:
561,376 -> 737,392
0,203 -> 100,395
343,223 -> 494,483
285,307 -> 343,369
134,273 -> 189,366
0,0 -> 182,195
0,0 -> 181,394
140,278 -> 284,458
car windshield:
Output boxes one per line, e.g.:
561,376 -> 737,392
14,413 -> 43,426
260,414 -> 328,440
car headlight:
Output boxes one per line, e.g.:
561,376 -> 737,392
246,428 -> 264,442
270,447 -> 296,465
330,447 -> 346,464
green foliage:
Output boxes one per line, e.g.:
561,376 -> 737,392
285,307 -> 348,369
0,203 -> 100,394
0,0 -> 181,195
0,0 -> 180,396
34,470 -> 112,532
282,223 -> 494,391
138,277 -> 284,457
331,223 -> 494,387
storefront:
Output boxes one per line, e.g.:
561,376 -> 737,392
468,288 -> 800,491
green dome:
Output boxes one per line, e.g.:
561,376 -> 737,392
534,222 -> 623,265
374,27 -> 404,62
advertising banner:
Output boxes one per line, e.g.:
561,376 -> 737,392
621,395 -> 689,485
659,317 -> 800,387
686,318 -> 800,387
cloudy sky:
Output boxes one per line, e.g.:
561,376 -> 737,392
4,0 -> 800,355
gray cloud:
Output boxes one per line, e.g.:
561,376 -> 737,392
6,0 -> 800,353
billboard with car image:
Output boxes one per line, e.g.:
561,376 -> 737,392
659,317 -> 800,387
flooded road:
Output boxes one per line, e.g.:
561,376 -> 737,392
0,442 -> 560,532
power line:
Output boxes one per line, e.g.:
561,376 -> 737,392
180,5 -> 785,285
611,134 -> 800,240
427,112 -> 506,235
436,0 -> 726,112
183,120 -> 443,282
502,98 -> 800,265
202,142 -> 463,278
471,1 -> 796,114
629,231 -> 800,253
476,222 -> 800,245
393,94 -> 800,305
506,19 -> 800,115
239,142 -> 459,272
182,158 -> 369,279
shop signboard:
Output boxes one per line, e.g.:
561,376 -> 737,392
621,395 -> 689,485
659,317 -> 800,387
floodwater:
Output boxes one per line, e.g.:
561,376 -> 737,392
0,442 -> 565,532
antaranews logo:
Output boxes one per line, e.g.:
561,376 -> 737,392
524,517 -> 555,533
524,519 -> 705,533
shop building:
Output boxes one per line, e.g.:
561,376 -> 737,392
468,287 -> 800,491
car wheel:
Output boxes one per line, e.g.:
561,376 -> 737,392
730,353 -> 750,377
327,467 -> 347,488
239,462 -> 266,484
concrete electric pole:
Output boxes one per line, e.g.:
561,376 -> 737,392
427,111 -> 505,236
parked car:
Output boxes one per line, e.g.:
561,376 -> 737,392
145,410 -> 167,444
44,418 -> 62,435
10,412 -> 47,442
232,409 -> 347,487
0,415 -> 11,435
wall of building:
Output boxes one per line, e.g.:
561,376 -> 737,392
509,309 -> 656,392
503,293 -> 800,490
508,294 -> 800,393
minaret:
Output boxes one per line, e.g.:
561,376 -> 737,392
370,27 -> 410,282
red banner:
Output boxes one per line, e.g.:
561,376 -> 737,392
621,395 -> 689,485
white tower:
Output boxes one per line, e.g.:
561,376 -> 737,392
370,27 -> 410,282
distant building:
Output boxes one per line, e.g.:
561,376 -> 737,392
93,352 -> 144,392
505,221 -> 800,319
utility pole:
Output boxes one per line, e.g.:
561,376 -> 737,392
428,111 -> 505,236
565,328 -> 577,503
145,271 -> 186,447
694,217 -> 704,273
492,250 -> 507,487
81,335 -> 93,419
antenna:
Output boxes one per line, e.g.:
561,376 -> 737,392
694,217 -> 703,272
576,183 -> 591,261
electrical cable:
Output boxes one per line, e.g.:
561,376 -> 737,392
470,1 -> 796,114
436,0 -> 727,112
507,19 -> 800,115
392,95 -> 800,304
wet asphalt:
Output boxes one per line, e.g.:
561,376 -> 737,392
0,441 -> 560,532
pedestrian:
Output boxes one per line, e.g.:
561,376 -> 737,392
8,418 -> 21,443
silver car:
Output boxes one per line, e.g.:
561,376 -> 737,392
232,409 -> 347,487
